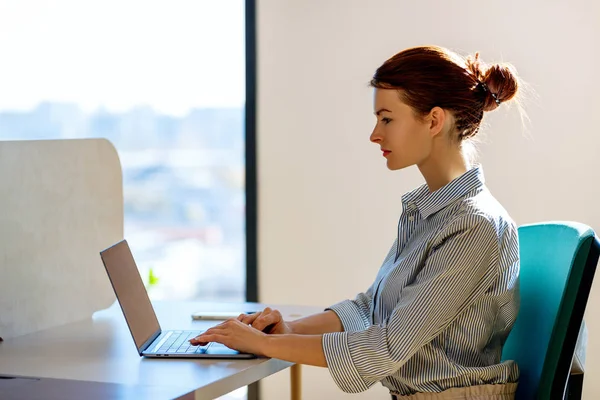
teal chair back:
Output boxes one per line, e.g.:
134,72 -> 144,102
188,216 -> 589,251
502,222 -> 599,399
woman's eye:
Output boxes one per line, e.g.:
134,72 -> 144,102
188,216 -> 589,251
381,117 -> 392,124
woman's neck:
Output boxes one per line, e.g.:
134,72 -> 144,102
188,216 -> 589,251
418,149 -> 470,193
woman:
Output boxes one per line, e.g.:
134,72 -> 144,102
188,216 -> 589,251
191,45 -> 521,399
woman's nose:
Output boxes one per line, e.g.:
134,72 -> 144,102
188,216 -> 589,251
370,127 -> 382,143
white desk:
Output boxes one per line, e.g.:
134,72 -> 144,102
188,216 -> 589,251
0,301 -> 322,399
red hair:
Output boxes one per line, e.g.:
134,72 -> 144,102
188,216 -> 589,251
371,46 -> 519,139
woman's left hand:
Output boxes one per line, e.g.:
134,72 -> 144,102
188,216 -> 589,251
189,319 -> 269,356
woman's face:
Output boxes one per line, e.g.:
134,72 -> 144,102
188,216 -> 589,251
370,88 -> 437,171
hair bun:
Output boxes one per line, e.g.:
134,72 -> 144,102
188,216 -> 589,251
467,53 -> 519,112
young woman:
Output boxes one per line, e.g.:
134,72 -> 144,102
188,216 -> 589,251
191,45 -> 521,399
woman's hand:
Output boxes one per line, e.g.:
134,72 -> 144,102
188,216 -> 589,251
189,319 -> 270,356
237,307 -> 293,334
188,312 -> 329,367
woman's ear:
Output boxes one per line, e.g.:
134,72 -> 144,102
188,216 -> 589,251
428,106 -> 447,138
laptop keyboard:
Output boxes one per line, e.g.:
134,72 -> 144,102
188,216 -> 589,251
154,331 -> 210,354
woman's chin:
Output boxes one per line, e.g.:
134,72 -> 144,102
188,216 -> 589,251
386,160 -> 404,171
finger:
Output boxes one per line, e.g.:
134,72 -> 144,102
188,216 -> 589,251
189,334 -> 209,346
238,312 -> 261,325
189,340 -> 209,346
189,326 -> 228,343
189,326 -> 222,344
251,313 -> 278,331
190,333 -> 224,346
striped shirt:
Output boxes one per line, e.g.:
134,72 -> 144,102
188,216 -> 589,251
322,166 -> 520,395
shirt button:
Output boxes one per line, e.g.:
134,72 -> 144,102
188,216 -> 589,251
408,216 -> 415,222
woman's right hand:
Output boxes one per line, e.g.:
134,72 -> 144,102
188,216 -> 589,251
238,307 -> 293,334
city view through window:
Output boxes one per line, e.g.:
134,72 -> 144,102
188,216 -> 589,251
0,0 -> 247,303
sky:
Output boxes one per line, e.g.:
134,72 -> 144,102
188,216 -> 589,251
0,0 -> 245,115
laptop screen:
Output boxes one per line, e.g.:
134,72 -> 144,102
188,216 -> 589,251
100,240 -> 160,352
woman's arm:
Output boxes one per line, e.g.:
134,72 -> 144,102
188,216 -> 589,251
287,310 -> 343,334
262,334 -> 327,367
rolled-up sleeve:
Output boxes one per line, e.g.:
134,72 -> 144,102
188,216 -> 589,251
325,288 -> 373,332
322,215 -> 500,393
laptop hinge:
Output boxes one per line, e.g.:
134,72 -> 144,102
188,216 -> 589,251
139,330 -> 161,355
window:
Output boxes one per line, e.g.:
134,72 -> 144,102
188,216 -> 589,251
0,0 -> 248,303
1,3 -> 256,398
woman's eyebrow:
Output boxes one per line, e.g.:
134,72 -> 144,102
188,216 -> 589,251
374,108 -> 392,116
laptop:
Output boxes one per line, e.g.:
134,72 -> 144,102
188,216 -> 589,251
99,239 -> 256,359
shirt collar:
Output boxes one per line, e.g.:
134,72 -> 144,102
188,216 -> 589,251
401,166 -> 485,219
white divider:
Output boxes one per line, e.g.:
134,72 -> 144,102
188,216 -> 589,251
0,139 -> 123,339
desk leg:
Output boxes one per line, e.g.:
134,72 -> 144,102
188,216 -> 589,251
291,364 -> 301,400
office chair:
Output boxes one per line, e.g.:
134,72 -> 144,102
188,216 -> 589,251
502,222 -> 600,399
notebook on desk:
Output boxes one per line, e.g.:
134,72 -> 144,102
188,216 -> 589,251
99,240 -> 256,359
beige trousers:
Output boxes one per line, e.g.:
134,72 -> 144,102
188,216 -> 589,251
391,383 -> 518,400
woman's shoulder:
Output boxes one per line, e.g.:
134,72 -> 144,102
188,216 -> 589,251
435,187 -> 517,240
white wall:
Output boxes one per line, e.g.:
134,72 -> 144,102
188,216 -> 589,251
257,1 -> 600,399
